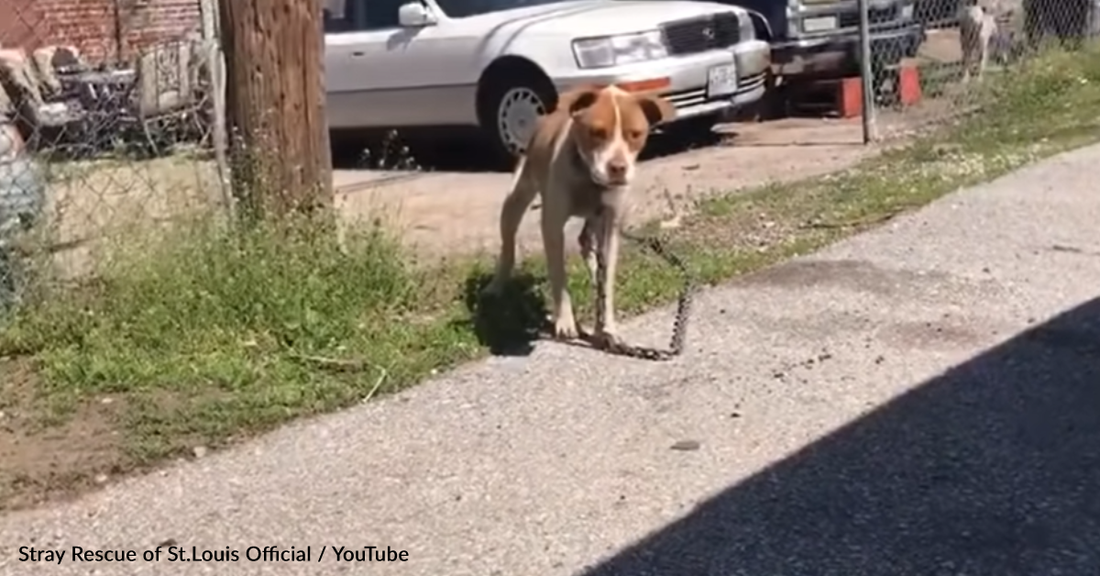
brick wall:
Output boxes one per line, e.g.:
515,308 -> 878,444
0,0 -> 202,63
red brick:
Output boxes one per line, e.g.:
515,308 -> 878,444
0,0 -> 201,63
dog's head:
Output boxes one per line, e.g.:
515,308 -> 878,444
556,84 -> 676,188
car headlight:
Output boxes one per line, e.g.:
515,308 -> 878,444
572,30 -> 668,69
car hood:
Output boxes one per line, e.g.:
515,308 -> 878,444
449,0 -> 745,37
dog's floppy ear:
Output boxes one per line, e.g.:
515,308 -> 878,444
634,92 -> 677,126
555,85 -> 603,116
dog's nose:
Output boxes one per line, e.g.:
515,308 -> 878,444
607,159 -> 628,181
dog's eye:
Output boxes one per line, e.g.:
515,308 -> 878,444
627,129 -> 645,140
589,127 -> 608,140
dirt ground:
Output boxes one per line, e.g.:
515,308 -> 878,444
0,359 -> 131,510
336,117 -> 878,260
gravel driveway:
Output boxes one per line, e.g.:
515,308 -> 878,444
334,118 -> 876,258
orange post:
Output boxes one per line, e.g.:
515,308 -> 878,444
838,76 -> 863,118
897,63 -> 922,106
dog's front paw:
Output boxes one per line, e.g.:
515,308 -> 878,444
591,328 -> 624,351
481,278 -> 507,297
551,313 -> 580,341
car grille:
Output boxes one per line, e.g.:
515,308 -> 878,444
662,71 -> 767,109
661,13 -> 741,56
838,5 -> 898,28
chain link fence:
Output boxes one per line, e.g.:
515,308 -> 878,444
865,0 -> 1100,139
0,0 -> 227,316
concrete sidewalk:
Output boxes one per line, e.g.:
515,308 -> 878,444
4,145 -> 1100,575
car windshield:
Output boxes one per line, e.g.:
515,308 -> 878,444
433,0 -> 580,18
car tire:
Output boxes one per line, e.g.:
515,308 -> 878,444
478,71 -> 556,168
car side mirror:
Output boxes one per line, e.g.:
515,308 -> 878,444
398,2 -> 437,27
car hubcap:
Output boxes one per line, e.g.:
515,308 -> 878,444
497,87 -> 545,155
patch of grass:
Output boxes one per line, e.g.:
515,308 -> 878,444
1,217 -> 482,463
4,45 -> 1100,507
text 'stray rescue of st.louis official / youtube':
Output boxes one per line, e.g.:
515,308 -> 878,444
17,544 -> 411,565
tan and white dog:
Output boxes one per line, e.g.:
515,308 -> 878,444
959,0 -> 998,84
483,84 -> 676,347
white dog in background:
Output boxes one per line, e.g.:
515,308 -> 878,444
959,0 -> 999,83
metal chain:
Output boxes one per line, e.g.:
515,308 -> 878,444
589,228 -> 695,361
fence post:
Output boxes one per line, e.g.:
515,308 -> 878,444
199,0 -> 232,217
857,0 -> 878,143
216,0 -> 332,221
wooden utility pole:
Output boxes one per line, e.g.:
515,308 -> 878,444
217,0 -> 332,221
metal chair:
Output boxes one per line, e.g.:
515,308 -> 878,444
0,48 -> 84,150
30,45 -> 87,100
131,40 -> 200,155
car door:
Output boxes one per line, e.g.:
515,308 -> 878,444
328,0 -> 483,129
324,0 -> 395,129
372,1 -> 484,127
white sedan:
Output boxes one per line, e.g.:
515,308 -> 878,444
324,0 -> 771,163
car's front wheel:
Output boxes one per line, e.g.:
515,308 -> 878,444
479,73 -> 555,167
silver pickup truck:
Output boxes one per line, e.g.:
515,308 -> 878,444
719,0 -> 924,79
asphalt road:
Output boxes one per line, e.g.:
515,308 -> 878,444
4,145 -> 1100,575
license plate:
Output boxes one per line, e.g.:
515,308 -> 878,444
803,16 -> 838,33
707,63 -> 738,98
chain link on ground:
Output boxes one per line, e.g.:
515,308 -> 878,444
585,228 -> 696,362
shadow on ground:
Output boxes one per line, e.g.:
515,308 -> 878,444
580,296 -> 1100,575
458,270 -> 548,357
